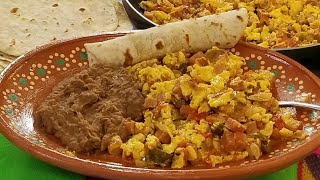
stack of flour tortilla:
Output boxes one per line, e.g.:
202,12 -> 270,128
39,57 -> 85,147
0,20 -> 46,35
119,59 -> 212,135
0,52 -> 14,72
0,0 -> 133,70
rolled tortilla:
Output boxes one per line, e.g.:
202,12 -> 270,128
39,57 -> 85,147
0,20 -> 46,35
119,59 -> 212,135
85,8 -> 248,67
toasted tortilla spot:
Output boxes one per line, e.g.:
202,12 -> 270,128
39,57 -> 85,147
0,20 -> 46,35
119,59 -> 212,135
10,39 -> 16,46
52,4 -> 58,7
237,15 -> 244,22
223,32 -> 227,37
155,41 -> 164,50
185,34 -> 190,45
79,8 -> 86,12
210,22 -> 219,26
124,49 -> 133,66
226,42 -> 231,45
215,42 -> 221,46
10,8 -> 19,14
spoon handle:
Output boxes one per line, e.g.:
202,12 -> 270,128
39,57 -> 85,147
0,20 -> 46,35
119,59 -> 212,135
279,101 -> 320,111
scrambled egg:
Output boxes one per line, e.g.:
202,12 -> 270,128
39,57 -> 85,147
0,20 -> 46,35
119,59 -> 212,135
115,47 -> 306,168
140,0 -> 320,48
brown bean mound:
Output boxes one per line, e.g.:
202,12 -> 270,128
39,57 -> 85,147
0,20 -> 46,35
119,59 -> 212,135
35,64 -> 144,153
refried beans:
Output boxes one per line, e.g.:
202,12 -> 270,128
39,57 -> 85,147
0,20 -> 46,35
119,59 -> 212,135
35,64 -> 144,153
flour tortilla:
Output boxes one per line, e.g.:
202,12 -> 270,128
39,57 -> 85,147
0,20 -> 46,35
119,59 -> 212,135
0,52 -> 16,62
0,0 -> 119,56
112,0 -> 134,31
0,52 -> 13,70
85,9 -> 248,67
0,60 -> 10,68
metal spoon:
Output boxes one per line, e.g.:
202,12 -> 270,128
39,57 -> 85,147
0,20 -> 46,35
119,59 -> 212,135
279,101 -> 320,111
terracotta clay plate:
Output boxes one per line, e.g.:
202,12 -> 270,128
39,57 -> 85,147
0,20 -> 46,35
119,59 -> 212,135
0,33 -> 320,180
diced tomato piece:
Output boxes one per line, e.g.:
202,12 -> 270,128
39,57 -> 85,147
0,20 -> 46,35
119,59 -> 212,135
144,97 -> 158,109
256,121 -> 265,130
195,57 -> 209,66
170,7 -> 188,19
180,105 -> 208,121
246,121 -> 259,134
234,132 -> 248,151
201,132 -> 213,139
144,12 -> 154,20
155,103 -> 166,114
123,121 -> 135,134
180,105 -> 194,118
242,71 -> 256,81
229,78 -> 245,91
225,118 -> 245,132
285,38 -> 299,47
156,92 -> 166,102
204,48 -> 226,63
271,128 -> 281,139
221,130 -> 235,153
189,51 -> 205,64
275,117 -> 285,129
214,63 -> 226,74
178,139 -> 188,148
257,9 -> 269,25
172,81 -> 182,96
155,130 -> 171,144
205,114 -> 219,123
190,78 -> 205,84
194,112 -> 208,121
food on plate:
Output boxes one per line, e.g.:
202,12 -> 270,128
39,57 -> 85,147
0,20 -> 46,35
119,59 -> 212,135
35,46 -> 306,168
121,47 -> 305,168
139,0 -> 320,48
35,65 -> 145,152
0,0 -> 133,57
84,8 -> 248,67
